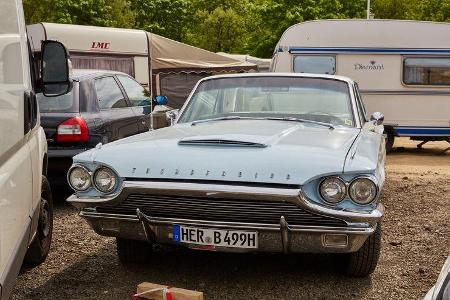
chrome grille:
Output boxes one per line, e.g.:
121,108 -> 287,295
96,194 -> 347,227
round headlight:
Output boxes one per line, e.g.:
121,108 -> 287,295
349,178 -> 377,204
68,166 -> 91,191
319,177 -> 347,204
93,167 -> 117,193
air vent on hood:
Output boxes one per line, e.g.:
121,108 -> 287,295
178,139 -> 267,148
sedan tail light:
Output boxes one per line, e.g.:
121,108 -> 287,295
56,116 -> 89,142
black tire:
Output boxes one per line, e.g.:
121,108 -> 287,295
24,176 -> 53,266
384,128 -> 395,153
343,224 -> 381,277
116,238 -> 152,263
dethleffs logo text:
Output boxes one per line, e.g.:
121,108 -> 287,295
354,60 -> 384,71
91,41 -> 110,50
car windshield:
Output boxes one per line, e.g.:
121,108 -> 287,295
37,82 -> 78,113
177,76 -> 355,127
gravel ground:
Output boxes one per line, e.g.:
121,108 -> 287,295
12,139 -> 450,300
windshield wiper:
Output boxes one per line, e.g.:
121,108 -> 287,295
191,116 -> 259,126
264,117 -> 335,129
191,115 -> 335,129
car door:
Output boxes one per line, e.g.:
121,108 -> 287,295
93,75 -> 139,143
116,74 -> 152,132
0,0 -> 33,297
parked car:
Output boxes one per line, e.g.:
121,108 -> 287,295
0,0 -> 71,298
67,73 -> 386,277
38,69 -> 154,188
425,256 -> 450,300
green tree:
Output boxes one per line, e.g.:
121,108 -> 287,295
23,0 -> 134,27
130,0 -> 189,41
185,6 -> 248,53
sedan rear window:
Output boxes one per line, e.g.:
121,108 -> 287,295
37,83 -> 78,113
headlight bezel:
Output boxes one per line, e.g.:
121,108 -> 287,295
67,164 -> 121,195
67,165 -> 92,192
348,176 -> 378,205
317,175 -> 379,205
318,176 -> 347,204
92,166 -> 119,194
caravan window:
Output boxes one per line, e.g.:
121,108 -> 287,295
293,56 -> 336,75
403,57 -> 450,85
71,55 -> 135,77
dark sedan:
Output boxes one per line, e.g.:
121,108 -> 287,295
38,69 -> 156,188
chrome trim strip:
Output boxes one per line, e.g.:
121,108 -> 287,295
79,210 -> 375,235
70,180 -> 384,225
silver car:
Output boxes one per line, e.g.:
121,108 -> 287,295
67,73 -> 386,277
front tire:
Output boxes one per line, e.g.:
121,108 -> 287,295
343,224 -> 381,277
116,238 -> 152,263
24,176 -> 53,266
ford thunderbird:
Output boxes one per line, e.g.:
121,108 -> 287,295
67,73 -> 385,277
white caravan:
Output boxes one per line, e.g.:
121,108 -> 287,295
271,20 -> 450,151
27,23 -> 255,109
0,0 -> 71,299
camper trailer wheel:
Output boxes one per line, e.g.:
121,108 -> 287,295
116,238 -> 153,263
24,176 -> 53,266
384,127 -> 395,153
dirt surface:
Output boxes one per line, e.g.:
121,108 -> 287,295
12,138 -> 450,300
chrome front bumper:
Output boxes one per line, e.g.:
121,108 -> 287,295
68,180 -> 384,253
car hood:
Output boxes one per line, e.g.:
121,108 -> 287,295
75,120 -> 360,185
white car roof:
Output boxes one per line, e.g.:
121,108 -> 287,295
201,72 -> 355,85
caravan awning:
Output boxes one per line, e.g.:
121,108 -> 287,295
148,33 -> 256,72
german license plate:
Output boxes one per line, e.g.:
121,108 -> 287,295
173,225 -> 258,249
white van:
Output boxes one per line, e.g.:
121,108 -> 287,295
271,20 -> 450,151
0,0 -> 71,299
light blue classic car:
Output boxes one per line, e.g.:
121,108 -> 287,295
67,73 -> 386,277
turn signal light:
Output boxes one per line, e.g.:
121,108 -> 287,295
56,116 -> 89,142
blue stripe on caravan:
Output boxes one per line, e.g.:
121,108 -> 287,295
394,127 -> 450,136
288,47 -> 450,55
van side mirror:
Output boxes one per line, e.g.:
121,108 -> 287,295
370,112 -> 384,126
154,95 -> 168,106
41,40 -> 72,97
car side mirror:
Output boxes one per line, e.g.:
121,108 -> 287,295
166,109 -> 179,125
370,112 -> 384,126
154,95 -> 168,106
41,40 -> 72,97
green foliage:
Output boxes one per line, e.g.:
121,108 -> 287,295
22,0 -> 450,58
23,0 -> 134,27
130,0 -> 189,40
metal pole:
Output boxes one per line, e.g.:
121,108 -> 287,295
367,0 -> 371,20
149,32 -> 154,131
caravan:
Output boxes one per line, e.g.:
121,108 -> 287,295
271,20 -> 450,151
27,23 -> 255,109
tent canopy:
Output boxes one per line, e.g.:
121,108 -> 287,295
148,33 -> 255,72
217,52 -> 271,72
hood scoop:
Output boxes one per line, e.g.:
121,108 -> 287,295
178,135 -> 268,148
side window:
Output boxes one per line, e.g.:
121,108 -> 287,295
293,56 -> 336,74
117,75 -> 151,107
94,76 -> 127,109
403,57 -> 450,85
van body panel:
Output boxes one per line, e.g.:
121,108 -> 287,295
0,0 -> 44,298
272,20 -> 450,138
